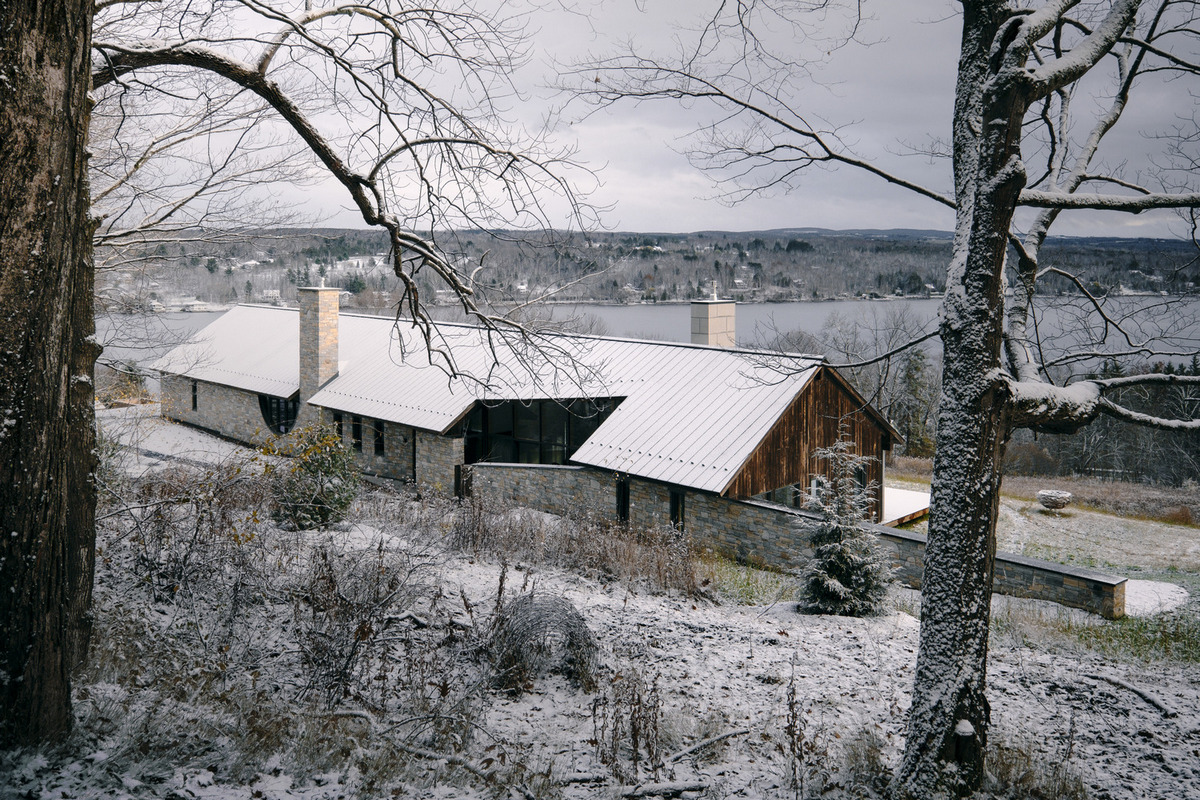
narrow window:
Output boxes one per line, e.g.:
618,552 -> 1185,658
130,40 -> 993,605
352,416 -> 362,452
373,418 -> 385,456
854,465 -> 868,489
616,477 -> 630,523
191,379 -> 198,411
669,489 -> 685,530
333,412 -> 343,439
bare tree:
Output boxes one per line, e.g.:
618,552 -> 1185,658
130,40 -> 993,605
1,0 -> 593,746
0,0 -> 96,746
571,1 -> 1200,795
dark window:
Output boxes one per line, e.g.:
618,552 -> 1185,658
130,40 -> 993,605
669,489 -> 685,530
541,402 -> 569,464
464,405 -> 485,464
373,419 -> 385,456
351,416 -> 362,452
855,466 -> 868,489
616,477 -> 630,524
333,412 -> 343,439
191,380 -> 198,411
462,398 -> 623,467
258,393 -> 299,435
514,402 -> 541,463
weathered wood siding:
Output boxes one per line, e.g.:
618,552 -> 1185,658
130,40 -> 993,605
723,368 -> 889,519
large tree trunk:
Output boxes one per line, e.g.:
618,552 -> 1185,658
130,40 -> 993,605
0,0 -> 97,745
893,2 -> 1026,796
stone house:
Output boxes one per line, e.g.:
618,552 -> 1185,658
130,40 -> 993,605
152,286 -> 906,568
149,287 -> 1133,618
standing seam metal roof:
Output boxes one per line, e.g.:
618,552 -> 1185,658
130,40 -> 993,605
152,305 -> 824,495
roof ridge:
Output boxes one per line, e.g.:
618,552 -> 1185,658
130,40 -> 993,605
326,308 -> 825,362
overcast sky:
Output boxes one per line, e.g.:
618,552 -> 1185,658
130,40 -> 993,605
303,0 -> 1193,239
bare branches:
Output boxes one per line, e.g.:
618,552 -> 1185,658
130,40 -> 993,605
91,0 -> 599,374
566,1 -> 950,211
1019,188 -> 1200,210
1007,371 -> 1200,433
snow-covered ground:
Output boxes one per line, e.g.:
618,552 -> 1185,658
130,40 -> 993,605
98,404 -> 252,471
17,411 -> 1188,799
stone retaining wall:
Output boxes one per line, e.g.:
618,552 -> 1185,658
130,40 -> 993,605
469,462 -> 1127,619
416,430 -> 464,494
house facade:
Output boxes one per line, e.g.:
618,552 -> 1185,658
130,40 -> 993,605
154,286 -> 904,568
150,287 -> 1136,619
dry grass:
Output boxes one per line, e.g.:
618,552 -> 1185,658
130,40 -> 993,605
439,494 -> 701,596
890,456 -> 1199,527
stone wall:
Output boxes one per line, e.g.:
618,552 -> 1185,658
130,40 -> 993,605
160,375 -> 274,444
471,463 -> 613,517
323,410 -> 417,482
416,429 -> 464,494
469,461 -> 1127,619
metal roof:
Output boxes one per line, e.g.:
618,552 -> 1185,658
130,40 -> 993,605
153,305 -> 826,494
148,305 -> 300,397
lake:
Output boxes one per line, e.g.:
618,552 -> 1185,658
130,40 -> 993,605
97,294 -> 1200,370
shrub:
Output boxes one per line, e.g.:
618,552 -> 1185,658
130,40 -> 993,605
797,432 -> 892,617
265,424 -> 360,530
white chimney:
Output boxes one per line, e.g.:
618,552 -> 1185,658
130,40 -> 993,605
691,285 -> 736,347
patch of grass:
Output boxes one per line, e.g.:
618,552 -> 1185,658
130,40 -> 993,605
1074,612 -> 1200,663
696,554 -> 795,605
1000,474 -> 1200,528
984,729 -> 1090,800
441,494 -> 700,595
991,596 -> 1200,663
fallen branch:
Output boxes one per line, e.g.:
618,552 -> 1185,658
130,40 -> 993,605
666,728 -> 751,763
1086,673 -> 1177,718
557,772 -> 608,785
619,781 -> 711,798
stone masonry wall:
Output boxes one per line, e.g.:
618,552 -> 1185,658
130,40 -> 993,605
471,463 -> 613,517
323,410 -> 417,482
416,429 -> 464,494
469,462 -> 1127,619
160,375 -> 275,444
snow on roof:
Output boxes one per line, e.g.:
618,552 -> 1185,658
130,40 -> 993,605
148,305 -> 299,397
152,305 -> 826,494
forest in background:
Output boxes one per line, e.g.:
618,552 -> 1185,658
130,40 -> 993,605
97,227 -> 1199,311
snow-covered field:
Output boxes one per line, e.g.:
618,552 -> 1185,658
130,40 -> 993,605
3,410 -> 1196,799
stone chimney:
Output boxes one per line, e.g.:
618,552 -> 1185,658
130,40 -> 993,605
298,283 -> 339,406
691,284 -> 736,347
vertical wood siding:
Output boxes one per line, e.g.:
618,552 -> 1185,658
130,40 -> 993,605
723,368 -> 889,519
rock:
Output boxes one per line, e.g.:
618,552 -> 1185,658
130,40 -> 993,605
1037,489 -> 1073,510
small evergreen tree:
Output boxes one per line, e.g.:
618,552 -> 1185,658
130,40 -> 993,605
797,431 -> 892,617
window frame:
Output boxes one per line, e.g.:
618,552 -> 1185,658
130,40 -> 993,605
616,476 -> 630,524
373,418 -> 385,456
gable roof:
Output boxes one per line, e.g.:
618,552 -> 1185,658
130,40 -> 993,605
151,305 -> 897,495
